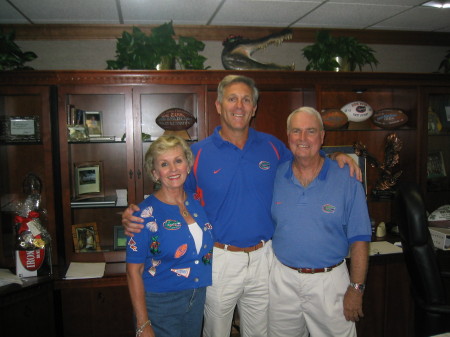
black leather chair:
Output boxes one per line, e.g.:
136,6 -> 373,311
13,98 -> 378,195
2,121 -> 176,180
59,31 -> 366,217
395,182 -> 450,336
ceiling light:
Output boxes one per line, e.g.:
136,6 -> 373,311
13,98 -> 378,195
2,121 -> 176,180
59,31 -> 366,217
421,1 -> 450,8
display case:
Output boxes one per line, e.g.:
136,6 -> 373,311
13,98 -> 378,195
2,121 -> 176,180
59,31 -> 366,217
423,88 -> 450,212
0,86 -> 57,268
57,83 -> 205,264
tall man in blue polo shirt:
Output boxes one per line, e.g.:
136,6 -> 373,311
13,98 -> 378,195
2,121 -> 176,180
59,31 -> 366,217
122,75 -> 361,337
269,107 -> 371,337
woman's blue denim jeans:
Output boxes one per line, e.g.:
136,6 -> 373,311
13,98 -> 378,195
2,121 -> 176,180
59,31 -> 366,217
145,287 -> 206,337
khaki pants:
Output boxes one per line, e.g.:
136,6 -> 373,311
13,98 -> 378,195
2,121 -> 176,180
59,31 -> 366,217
203,241 -> 273,337
269,256 -> 356,337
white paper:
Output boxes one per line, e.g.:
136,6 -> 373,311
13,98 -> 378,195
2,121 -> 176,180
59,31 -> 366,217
0,268 -> 23,286
64,262 -> 106,280
369,241 -> 403,256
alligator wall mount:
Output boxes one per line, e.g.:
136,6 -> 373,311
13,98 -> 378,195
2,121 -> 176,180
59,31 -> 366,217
221,28 -> 295,71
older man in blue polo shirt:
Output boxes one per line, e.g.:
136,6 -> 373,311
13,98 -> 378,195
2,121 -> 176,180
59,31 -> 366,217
269,106 -> 371,337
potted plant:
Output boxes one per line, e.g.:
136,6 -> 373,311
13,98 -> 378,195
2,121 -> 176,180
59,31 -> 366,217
438,49 -> 450,73
302,30 -> 378,71
106,21 -> 209,70
0,30 -> 37,70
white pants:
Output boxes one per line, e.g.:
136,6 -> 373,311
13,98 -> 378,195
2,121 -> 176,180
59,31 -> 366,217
268,256 -> 356,337
203,241 -> 273,337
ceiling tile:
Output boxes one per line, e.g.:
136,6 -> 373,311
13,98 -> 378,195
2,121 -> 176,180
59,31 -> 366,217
292,2 -> 410,29
121,0 -> 222,25
211,0 -> 321,27
0,1 -> 29,23
9,0 -> 120,24
372,6 -> 450,31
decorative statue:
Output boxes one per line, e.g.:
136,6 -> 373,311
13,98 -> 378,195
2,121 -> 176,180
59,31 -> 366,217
221,28 -> 295,70
354,133 -> 403,198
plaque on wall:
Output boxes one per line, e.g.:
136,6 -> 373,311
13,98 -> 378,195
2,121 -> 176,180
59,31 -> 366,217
0,116 -> 41,143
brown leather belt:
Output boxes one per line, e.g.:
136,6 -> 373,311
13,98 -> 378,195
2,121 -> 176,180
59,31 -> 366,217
285,259 -> 345,274
214,241 -> 265,253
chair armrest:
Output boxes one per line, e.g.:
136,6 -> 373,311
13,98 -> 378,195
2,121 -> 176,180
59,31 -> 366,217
441,271 -> 450,279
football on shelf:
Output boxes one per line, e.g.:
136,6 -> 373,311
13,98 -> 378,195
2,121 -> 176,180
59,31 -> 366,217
341,101 -> 373,122
372,108 -> 408,129
156,108 -> 197,131
320,108 -> 349,129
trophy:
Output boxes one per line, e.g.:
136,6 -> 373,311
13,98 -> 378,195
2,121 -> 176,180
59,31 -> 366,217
354,133 -> 403,199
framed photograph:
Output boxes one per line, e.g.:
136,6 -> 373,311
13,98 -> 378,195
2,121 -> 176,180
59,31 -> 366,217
0,116 -> 40,143
427,151 -> 446,179
72,222 -> 101,253
73,161 -> 104,200
84,111 -> 103,137
67,125 -> 88,142
113,226 -> 127,250
322,145 -> 367,193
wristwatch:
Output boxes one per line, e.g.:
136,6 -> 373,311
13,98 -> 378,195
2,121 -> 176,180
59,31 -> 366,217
349,282 -> 365,293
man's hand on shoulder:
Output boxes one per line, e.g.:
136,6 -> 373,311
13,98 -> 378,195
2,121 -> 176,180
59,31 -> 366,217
121,204 -> 144,237
332,152 -> 362,182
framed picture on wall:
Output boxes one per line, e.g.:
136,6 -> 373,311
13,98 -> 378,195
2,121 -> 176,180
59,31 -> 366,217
113,226 -> 127,250
72,222 -> 101,253
73,161 -> 104,200
322,145 -> 367,193
84,111 -> 103,137
427,151 -> 446,179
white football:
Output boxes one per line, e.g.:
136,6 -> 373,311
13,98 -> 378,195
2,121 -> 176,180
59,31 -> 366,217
341,101 -> 373,122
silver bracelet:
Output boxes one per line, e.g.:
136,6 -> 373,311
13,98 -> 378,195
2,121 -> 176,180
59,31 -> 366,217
136,319 -> 151,337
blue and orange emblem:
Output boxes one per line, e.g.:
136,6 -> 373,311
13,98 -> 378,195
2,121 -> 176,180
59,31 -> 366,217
322,204 -> 336,213
259,161 -> 270,170
163,219 -> 182,230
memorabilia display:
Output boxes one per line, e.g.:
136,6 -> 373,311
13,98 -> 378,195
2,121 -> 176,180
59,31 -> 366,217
354,133 -> 403,199
427,151 -> 446,179
73,161 -> 104,200
72,222 -> 101,253
85,111 -> 103,137
221,28 -> 294,70
155,108 -> 196,139
341,101 -> 373,122
113,225 -> 127,250
320,108 -> 349,130
0,116 -> 40,143
372,108 -> 409,129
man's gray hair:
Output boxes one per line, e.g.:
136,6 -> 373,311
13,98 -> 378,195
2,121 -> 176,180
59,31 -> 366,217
217,75 -> 259,105
287,106 -> 324,131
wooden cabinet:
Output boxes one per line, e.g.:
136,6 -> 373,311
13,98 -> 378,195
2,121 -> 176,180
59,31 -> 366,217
0,85 -> 58,268
55,275 -> 134,337
421,87 -> 450,212
0,277 -> 56,337
1,70 -> 449,337
56,84 -> 206,264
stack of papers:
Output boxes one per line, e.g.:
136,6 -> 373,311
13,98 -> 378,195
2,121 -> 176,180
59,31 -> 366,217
369,241 -> 403,256
0,268 -> 23,286
64,262 -> 106,280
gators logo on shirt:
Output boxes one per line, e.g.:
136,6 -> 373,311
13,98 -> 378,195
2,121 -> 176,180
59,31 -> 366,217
322,204 -> 336,213
259,161 -> 270,170
163,219 -> 182,230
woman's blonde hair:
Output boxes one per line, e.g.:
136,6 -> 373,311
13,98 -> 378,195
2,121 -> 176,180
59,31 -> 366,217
144,135 -> 194,182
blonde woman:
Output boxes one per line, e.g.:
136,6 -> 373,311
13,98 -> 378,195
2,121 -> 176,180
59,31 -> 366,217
126,135 -> 214,337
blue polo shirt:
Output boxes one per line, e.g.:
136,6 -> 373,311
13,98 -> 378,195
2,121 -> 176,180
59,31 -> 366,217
271,156 -> 371,268
185,126 -> 292,247
126,192 -> 214,293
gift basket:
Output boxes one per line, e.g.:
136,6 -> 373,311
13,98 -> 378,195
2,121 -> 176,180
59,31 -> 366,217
14,173 -> 52,277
